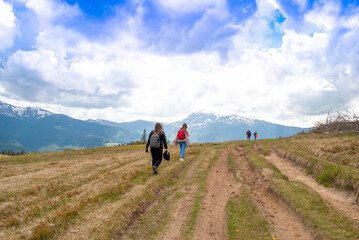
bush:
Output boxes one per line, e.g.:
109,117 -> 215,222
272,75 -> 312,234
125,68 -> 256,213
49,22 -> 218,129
313,109 -> 359,134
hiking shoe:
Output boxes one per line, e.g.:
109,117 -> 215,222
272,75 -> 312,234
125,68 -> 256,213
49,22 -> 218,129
180,158 -> 184,161
153,166 -> 158,174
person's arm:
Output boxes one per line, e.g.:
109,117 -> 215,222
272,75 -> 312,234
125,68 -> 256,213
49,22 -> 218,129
185,130 -> 190,145
146,131 -> 152,150
162,134 -> 168,150
173,135 -> 178,145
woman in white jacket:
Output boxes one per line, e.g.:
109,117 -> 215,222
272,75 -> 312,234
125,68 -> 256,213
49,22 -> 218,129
173,123 -> 190,161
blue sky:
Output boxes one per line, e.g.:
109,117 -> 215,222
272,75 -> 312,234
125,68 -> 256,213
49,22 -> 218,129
0,0 -> 359,127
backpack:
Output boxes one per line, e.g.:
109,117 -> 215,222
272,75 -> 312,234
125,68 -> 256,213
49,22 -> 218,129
177,129 -> 186,140
149,132 -> 161,148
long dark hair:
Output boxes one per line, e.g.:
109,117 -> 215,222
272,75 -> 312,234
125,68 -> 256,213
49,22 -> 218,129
181,123 -> 188,134
154,122 -> 165,135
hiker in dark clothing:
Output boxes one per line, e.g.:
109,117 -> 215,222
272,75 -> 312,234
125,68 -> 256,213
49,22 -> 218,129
246,130 -> 252,141
146,122 -> 168,174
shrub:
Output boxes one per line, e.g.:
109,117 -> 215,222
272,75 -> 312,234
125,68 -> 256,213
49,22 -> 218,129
31,222 -> 55,240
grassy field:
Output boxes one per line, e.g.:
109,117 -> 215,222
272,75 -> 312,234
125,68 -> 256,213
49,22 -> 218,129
1,133 -> 359,239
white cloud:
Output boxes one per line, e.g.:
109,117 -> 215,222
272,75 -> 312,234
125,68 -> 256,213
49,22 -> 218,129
153,0 -> 219,14
282,30 -> 328,56
1,0 -> 359,128
275,1 -> 359,119
0,0 -> 17,51
304,1 -> 339,31
19,0 -> 80,24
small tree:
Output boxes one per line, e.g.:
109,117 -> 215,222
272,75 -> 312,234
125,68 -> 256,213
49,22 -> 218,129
141,129 -> 147,144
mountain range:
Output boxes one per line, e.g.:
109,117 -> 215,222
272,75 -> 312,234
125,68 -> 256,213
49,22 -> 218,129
0,101 -> 310,152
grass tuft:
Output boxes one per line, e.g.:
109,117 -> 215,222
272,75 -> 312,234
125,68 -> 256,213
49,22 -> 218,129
316,164 -> 342,187
31,221 -> 55,240
226,186 -> 274,240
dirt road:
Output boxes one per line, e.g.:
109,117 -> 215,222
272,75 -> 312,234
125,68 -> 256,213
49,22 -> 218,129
192,147 -> 241,240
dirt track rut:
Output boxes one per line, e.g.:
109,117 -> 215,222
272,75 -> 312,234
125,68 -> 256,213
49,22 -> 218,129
121,145 -> 320,240
234,146 -> 314,240
266,152 -> 359,222
192,147 -> 241,240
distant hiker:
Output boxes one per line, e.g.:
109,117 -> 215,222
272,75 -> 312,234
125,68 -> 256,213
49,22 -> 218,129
254,131 -> 258,140
246,130 -> 251,141
146,122 -> 169,174
173,123 -> 190,161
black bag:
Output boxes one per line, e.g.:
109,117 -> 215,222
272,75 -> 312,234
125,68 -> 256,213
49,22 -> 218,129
163,151 -> 170,161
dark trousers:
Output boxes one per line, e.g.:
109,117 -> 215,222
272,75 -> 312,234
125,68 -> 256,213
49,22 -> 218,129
150,147 -> 163,168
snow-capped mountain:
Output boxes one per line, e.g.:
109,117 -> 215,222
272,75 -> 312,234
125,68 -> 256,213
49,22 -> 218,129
165,112 -> 306,143
113,112 -> 309,143
176,112 -> 219,127
0,102 -> 140,152
177,112 -> 255,127
0,102 -> 309,152
0,101 -> 53,120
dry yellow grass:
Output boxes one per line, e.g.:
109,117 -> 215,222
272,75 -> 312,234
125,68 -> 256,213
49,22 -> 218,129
0,143 -> 216,240
0,145 -> 174,239
1,134 -> 359,240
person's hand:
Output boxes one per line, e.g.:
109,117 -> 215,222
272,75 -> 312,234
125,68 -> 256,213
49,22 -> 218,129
145,148 -> 148,153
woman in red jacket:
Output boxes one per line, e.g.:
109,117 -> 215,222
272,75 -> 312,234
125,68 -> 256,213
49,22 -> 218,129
173,123 -> 190,161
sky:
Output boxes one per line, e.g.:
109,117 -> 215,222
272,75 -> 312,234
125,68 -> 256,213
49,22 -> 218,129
0,0 -> 359,127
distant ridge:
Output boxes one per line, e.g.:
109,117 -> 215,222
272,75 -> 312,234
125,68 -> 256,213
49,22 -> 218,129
0,101 -> 52,120
0,102 -> 310,152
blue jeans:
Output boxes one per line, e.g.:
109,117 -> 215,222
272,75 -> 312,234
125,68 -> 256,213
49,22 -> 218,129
179,141 -> 186,158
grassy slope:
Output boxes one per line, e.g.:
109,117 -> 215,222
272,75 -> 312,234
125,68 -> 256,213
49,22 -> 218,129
1,133 -> 359,239
244,133 -> 359,239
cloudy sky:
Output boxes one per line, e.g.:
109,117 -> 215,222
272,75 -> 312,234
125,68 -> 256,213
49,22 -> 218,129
0,0 -> 358,127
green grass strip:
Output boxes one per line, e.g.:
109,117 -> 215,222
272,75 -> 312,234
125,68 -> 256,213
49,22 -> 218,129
184,146 -> 223,240
242,142 -> 288,181
227,152 -> 240,182
243,140 -> 359,239
226,186 -> 273,240
270,179 -> 359,240
274,142 -> 359,197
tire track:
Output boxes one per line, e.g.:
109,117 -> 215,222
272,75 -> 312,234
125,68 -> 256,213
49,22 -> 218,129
119,147 -> 209,240
155,152 -> 205,240
266,152 -> 359,222
234,146 -> 314,240
192,146 -> 241,240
